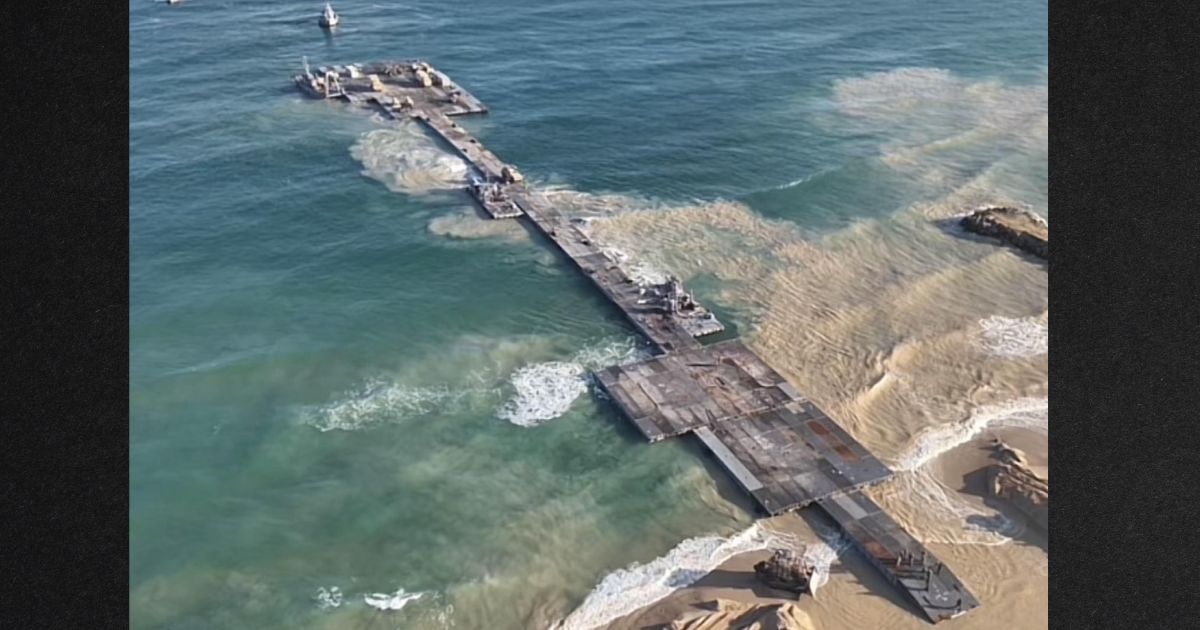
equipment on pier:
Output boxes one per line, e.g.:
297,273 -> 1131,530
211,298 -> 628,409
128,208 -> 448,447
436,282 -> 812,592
500,166 -> 524,184
754,549 -> 816,595
318,3 -> 340,28
368,74 -> 387,92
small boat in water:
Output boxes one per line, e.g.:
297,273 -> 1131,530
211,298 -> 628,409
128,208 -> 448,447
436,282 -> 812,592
318,3 -> 340,28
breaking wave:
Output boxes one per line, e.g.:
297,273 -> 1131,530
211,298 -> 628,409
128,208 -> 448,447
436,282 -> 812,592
878,398 -> 1048,545
978,315 -> 1048,357
554,523 -> 789,630
350,124 -> 470,195
313,586 -> 343,610
499,361 -> 590,427
886,467 -> 1024,546
893,397 -> 1048,473
498,338 -> 648,427
302,378 -> 489,432
363,588 -> 426,612
598,246 -> 672,285
800,522 -> 850,597
897,398 -> 1046,470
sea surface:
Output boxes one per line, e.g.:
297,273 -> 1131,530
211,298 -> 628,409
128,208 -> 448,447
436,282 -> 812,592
130,1 -> 1047,628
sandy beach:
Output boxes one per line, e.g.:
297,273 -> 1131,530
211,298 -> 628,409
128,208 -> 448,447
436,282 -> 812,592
604,426 -> 1047,630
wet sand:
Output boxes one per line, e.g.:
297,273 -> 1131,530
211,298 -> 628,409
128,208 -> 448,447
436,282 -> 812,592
579,196 -> 1047,630
604,429 -> 1047,630
555,67 -> 1047,630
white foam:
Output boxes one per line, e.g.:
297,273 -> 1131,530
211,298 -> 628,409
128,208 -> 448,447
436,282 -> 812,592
498,361 -> 589,427
304,378 -> 479,432
363,588 -> 425,611
597,246 -> 671,285
313,586 -> 343,610
555,523 -> 788,630
891,468 -> 1022,546
498,339 -> 648,428
885,399 -> 1047,545
571,338 -> 649,371
800,523 -> 849,597
350,125 -> 469,195
772,166 -> 836,191
978,316 -> 1048,358
893,398 -> 1048,473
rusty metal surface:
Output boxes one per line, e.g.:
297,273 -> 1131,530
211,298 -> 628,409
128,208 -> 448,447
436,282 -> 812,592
593,341 -> 803,439
819,490 -> 981,623
295,61 -> 979,624
705,402 -> 893,514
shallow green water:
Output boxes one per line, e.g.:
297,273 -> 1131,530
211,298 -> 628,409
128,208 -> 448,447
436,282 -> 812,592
130,1 -> 1045,628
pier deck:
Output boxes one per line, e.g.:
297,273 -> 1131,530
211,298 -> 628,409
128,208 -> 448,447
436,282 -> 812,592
820,490 -> 981,622
595,341 -> 892,512
296,59 -> 979,623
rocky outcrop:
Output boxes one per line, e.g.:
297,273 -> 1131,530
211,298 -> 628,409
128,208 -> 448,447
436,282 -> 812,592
668,598 -> 816,630
960,206 -> 1048,259
753,550 -> 814,595
987,439 -> 1048,531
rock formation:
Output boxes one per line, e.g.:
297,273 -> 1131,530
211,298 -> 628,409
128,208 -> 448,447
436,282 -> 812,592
753,550 -> 814,595
960,206 -> 1048,259
987,438 -> 1048,531
667,598 -> 816,630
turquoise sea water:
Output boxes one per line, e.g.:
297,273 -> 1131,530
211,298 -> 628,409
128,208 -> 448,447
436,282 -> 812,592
130,1 -> 1046,628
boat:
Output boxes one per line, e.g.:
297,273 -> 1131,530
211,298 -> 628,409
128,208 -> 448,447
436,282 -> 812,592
318,3 -> 340,28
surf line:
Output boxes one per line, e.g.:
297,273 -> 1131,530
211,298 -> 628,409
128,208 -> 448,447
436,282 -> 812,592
295,58 -> 979,624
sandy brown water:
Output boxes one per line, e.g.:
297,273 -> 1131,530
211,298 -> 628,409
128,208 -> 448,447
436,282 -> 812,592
568,69 -> 1048,630
132,0 -> 1045,626
585,198 -> 1047,629
582,204 -> 1048,627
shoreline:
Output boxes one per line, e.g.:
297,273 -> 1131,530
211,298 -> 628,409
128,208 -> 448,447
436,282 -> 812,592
596,426 -> 1048,630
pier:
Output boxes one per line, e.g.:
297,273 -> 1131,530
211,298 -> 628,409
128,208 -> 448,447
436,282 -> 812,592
295,59 -> 980,623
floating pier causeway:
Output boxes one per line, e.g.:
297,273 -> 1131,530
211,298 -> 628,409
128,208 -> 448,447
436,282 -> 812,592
296,60 -> 980,623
